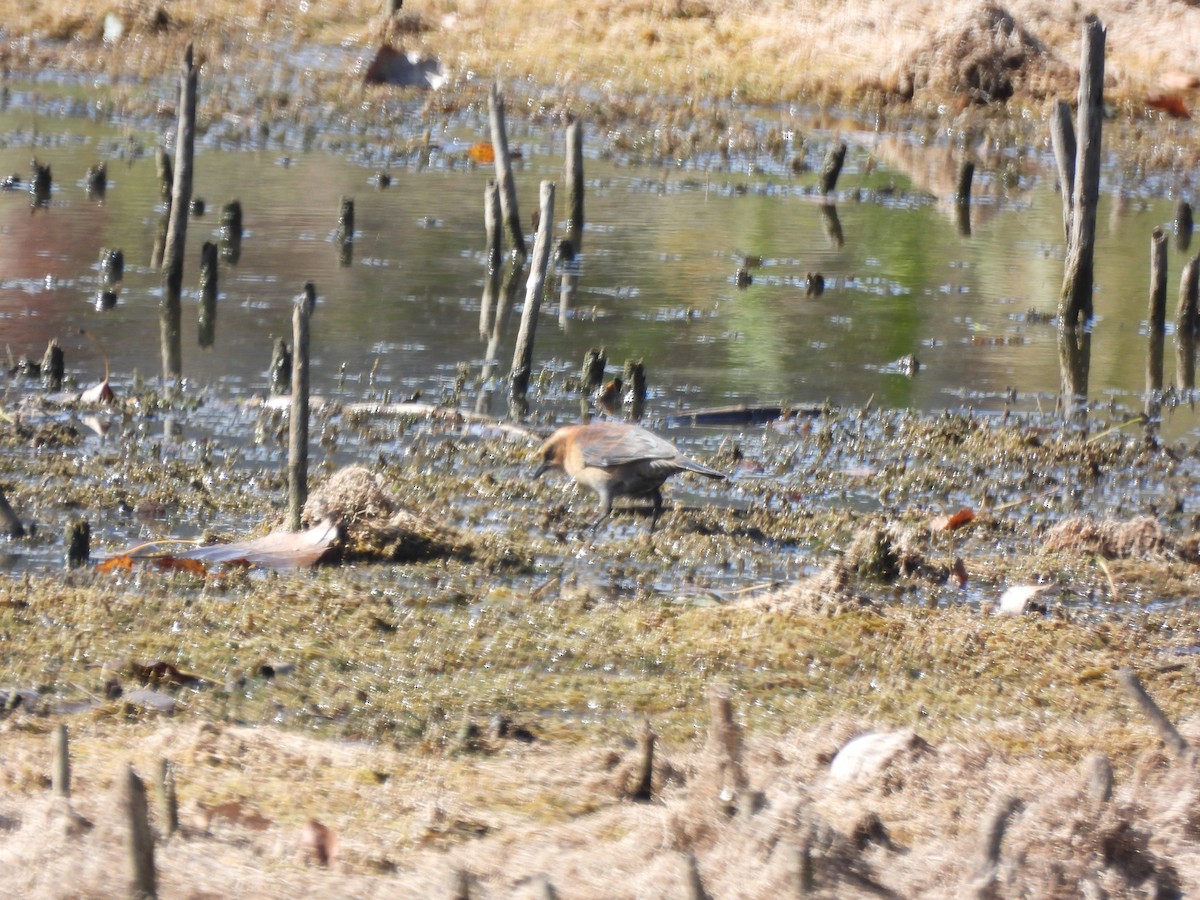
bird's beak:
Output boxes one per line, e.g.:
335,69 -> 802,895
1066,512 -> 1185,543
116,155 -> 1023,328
532,462 -> 549,479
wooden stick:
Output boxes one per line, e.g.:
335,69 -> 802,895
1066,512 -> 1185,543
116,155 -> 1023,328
508,181 -> 556,406
489,83 -> 526,257
154,147 -> 173,203
65,519 -> 90,568
122,765 -> 157,899
1059,17 -> 1106,326
564,118 -> 584,256
707,683 -> 747,808
198,241 -> 218,349
159,44 -> 197,382
1147,227 -> 1168,399
159,758 -> 178,838
1177,255 -> 1199,391
52,724 -> 70,798
1115,667 -> 1195,763
288,292 -> 312,531
1049,99 -> 1076,241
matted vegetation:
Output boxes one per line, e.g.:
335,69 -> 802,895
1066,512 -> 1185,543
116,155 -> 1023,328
3,0 -> 1200,894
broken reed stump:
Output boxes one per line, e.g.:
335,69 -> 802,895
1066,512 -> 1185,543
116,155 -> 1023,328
65,519 -> 90,568
52,723 -> 70,798
581,347 -> 607,391
623,358 -> 646,420
818,141 -> 847,196
160,43 -> 198,383
508,180 -> 556,408
564,117 -> 584,256
42,339 -> 64,391
489,83 -> 526,258
1176,199 -> 1194,252
269,336 -> 292,396
684,851 -> 712,900
0,487 -> 24,538
288,292 -> 312,531
1058,17 -> 1106,327
1177,254 -> 1199,391
29,158 -> 51,207
155,147 -> 173,202
86,162 -> 107,199
1147,227 -> 1168,403
971,795 -> 1022,897
633,720 -> 656,802
336,196 -> 354,244
219,200 -> 243,264
100,248 -> 124,285
1116,667 -> 1196,764
159,758 -> 178,838
955,159 -> 974,237
121,765 -> 157,900
707,683 -> 747,814
198,241 -> 218,348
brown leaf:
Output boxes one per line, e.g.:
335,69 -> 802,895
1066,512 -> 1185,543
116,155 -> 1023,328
181,519 -> 339,569
129,660 -> 207,688
931,507 -> 975,531
1146,94 -> 1191,119
151,556 -> 209,577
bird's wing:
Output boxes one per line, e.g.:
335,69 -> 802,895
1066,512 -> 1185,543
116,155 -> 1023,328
577,426 -> 677,467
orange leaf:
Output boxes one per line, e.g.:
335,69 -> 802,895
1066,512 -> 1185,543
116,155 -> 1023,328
467,141 -> 495,164
931,507 -> 975,531
1146,94 -> 1191,119
97,554 -> 136,573
152,556 -> 209,577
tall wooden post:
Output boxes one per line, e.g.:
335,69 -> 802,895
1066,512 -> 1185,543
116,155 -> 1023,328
564,118 -> 584,256
1059,18 -> 1105,327
509,181 -> 555,407
288,291 -> 312,531
489,83 -> 526,258
160,44 -> 197,382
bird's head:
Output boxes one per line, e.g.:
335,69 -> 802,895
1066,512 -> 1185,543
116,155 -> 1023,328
533,428 -> 571,478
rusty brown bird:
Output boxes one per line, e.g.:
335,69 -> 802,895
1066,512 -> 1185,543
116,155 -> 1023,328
534,422 -> 726,531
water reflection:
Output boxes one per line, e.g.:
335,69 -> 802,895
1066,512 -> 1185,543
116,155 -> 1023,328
0,114 -> 1198,438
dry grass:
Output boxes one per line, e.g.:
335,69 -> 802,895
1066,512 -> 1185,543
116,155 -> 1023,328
4,0 -> 1200,107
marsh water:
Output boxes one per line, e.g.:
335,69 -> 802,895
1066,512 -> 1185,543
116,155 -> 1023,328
1,73 -> 1198,578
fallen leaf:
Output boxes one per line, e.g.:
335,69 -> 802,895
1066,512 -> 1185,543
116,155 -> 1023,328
931,507 -> 975,531
467,141 -> 495,164
152,556 -> 209,577
1146,94 -> 1191,119
99,519 -> 339,573
129,660 -> 207,688
182,519 -> 339,568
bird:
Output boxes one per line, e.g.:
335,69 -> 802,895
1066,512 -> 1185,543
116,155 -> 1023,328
534,422 -> 726,531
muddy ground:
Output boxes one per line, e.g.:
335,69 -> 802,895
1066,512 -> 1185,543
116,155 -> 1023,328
4,1 -> 1200,897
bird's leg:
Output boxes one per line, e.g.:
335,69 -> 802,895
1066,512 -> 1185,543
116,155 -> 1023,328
590,490 -> 615,530
648,488 -> 664,533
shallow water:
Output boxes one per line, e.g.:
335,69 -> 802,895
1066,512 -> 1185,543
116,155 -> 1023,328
0,77 -> 1197,584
